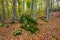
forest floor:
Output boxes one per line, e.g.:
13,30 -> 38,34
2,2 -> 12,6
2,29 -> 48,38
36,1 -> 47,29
0,12 -> 60,40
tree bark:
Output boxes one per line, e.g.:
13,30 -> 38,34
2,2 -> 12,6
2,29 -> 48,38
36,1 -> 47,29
18,0 -> 20,18
46,0 -> 50,20
1,0 -> 5,21
12,0 -> 16,20
6,0 -> 10,19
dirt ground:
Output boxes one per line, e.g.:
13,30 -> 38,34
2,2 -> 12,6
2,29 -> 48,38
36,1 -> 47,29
0,12 -> 60,40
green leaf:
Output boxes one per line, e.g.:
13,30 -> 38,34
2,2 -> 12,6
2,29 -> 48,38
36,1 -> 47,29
13,29 -> 22,36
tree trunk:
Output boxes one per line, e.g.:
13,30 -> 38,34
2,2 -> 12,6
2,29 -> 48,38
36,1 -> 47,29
30,0 -> 34,17
46,0 -> 50,20
12,0 -> 16,20
33,0 -> 37,19
23,0 -> 25,13
1,0 -> 5,21
6,0 -> 10,19
18,0 -> 20,18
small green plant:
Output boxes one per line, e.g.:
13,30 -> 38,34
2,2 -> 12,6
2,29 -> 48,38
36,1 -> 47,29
18,14 -> 39,35
19,14 -> 25,23
19,14 -> 37,25
13,29 -> 22,36
1,23 -> 9,28
9,21 -> 15,24
20,22 -> 39,34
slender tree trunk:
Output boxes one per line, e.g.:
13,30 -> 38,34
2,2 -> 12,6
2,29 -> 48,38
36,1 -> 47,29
18,0 -> 20,18
23,0 -> 25,13
6,0 -> 10,19
39,0 -> 42,10
12,0 -> 16,20
33,0 -> 37,19
39,0 -> 42,17
52,0 -> 54,9
0,0 -> 2,20
30,0 -> 37,19
46,0 -> 50,20
30,0 -> 33,16
22,0 -> 27,22
49,0 -> 53,20
1,0 -> 5,21
57,0 -> 59,8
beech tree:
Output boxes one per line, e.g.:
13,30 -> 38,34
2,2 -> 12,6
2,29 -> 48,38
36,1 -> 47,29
12,0 -> 16,20
1,0 -> 5,21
